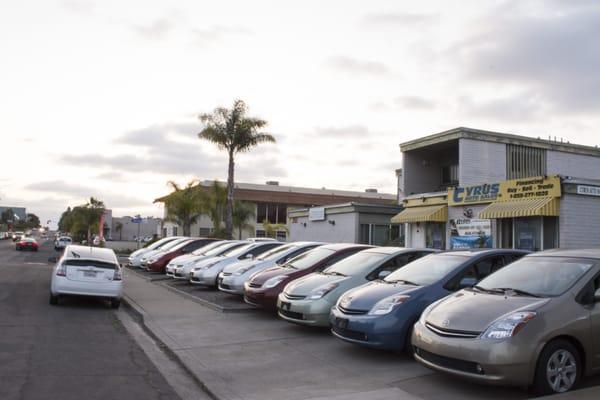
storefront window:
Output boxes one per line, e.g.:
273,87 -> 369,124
426,222 -> 446,250
543,216 -> 559,250
498,219 -> 513,249
514,217 -> 541,251
372,225 -> 389,246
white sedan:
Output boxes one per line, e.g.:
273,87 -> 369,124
50,245 -> 123,308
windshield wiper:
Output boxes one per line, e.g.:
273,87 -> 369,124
386,279 -> 419,286
324,271 -> 346,277
471,285 -> 501,294
491,287 -> 542,298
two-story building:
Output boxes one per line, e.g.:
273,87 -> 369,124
392,127 -> 600,250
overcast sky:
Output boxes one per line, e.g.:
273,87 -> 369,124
2,0 -> 600,227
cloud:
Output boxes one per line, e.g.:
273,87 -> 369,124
394,96 -> 436,110
191,25 -> 252,46
456,4 -> 600,112
61,0 -> 95,15
458,92 -> 544,121
362,13 -> 436,27
134,18 -> 174,40
313,125 -> 369,138
96,171 -> 126,182
325,56 -> 390,76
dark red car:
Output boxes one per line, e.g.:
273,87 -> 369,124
244,243 -> 372,310
146,238 -> 219,273
16,237 -> 39,251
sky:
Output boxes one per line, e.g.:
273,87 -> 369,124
1,0 -> 600,228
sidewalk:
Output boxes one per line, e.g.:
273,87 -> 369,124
122,271 -> 600,400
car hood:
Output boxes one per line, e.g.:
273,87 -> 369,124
222,258 -> 255,273
249,266 -> 292,284
193,256 -> 226,268
170,254 -> 196,265
426,290 -> 550,333
338,281 -> 422,311
285,273 -> 350,296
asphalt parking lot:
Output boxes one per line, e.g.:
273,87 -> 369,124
0,238 -> 182,400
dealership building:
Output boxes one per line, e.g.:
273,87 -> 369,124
392,127 -> 600,251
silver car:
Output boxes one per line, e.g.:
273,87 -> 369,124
190,241 -> 283,287
412,249 -> 600,395
219,242 -> 323,295
170,241 -> 245,279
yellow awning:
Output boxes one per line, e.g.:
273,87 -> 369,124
391,205 -> 448,223
478,197 -> 560,219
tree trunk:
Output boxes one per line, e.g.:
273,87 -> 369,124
225,151 -> 235,239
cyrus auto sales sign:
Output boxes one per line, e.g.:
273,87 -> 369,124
448,175 -> 561,206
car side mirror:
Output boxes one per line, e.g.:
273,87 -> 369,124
459,277 -> 477,289
378,270 -> 392,279
594,288 -> 600,302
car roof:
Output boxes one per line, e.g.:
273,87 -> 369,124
318,243 -> 374,251
440,248 -> 530,257
63,245 -> 117,262
528,248 -> 600,260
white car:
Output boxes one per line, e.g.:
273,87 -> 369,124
54,236 -> 72,250
219,242 -> 323,295
127,236 -> 185,267
168,241 -> 243,279
50,245 -> 123,308
190,241 -> 283,287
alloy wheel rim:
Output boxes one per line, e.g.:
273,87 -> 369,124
546,349 -> 577,393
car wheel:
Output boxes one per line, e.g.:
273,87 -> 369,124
49,293 -> 59,305
110,299 -> 121,309
532,339 -> 581,395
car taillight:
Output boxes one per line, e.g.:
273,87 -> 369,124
113,268 -> 122,281
56,263 -> 67,276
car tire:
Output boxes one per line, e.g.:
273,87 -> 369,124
49,293 -> 59,305
110,299 -> 121,309
532,339 -> 581,396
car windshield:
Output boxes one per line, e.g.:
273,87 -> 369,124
222,243 -> 255,257
477,257 -> 594,297
257,244 -> 295,260
191,241 -> 226,255
322,251 -> 389,276
286,248 -> 335,270
384,254 -> 467,286
149,238 -> 176,250
169,240 -> 193,251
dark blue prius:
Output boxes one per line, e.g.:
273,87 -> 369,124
329,249 -> 529,351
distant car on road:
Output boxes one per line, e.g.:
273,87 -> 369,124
16,237 -> 39,251
50,245 -> 123,308
12,231 -> 24,242
54,236 -> 72,251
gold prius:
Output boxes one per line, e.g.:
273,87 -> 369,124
412,249 -> 600,396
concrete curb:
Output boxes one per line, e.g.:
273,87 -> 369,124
121,294 -> 227,400
124,266 -> 173,282
158,281 -> 258,314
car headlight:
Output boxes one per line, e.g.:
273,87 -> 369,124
194,261 -> 220,271
368,295 -> 410,315
481,311 -> 536,340
263,276 -> 285,289
419,298 -> 444,325
308,283 -> 339,300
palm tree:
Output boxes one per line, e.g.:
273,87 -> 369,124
163,180 -> 205,236
262,219 -> 289,240
115,221 -> 123,241
198,100 -> 275,239
232,201 -> 255,240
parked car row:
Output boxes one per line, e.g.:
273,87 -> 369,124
127,238 -> 600,395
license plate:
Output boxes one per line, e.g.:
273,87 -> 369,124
280,301 -> 291,310
335,317 -> 348,329
84,271 -> 96,278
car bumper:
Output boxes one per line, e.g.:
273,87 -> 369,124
244,287 -> 277,309
52,277 -> 122,299
219,276 -> 245,295
411,320 -> 534,386
329,306 -> 411,350
189,269 -> 219,286
276,294 -> 332,327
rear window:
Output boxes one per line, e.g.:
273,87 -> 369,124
65,259 -> 118,270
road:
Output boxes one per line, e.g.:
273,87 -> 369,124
0,236 -> 181,400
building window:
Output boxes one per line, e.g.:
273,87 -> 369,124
441,164 -> 459,187
256,203 -> 267,224
172,227 -> 178,236
506,144 -> 546,179
255,229 -> 266,238
276,231 -> 287,241
199,227 -> 213,237
426,222 -> 446,250
359,224 -> 400,246
162,228 -> 167,238
277,205 -> 287,225
256,203 -> 287,224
